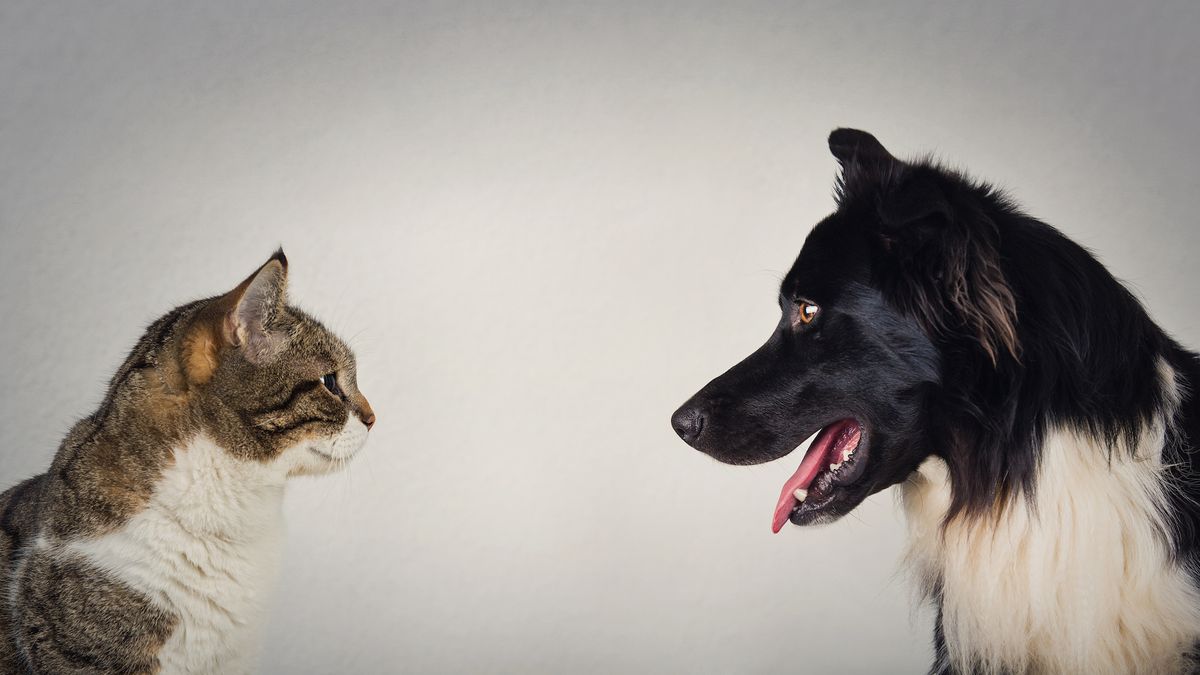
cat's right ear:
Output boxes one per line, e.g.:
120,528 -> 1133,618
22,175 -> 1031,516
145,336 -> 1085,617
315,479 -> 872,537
182,250 -> 289,384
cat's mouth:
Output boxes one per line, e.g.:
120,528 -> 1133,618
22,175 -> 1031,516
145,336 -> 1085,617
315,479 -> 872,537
309,447 -> 338,461
304,420 -> 370,466
308,443 -> 362,463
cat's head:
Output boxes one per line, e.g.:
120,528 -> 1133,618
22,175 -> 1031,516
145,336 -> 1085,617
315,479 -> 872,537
164,249 -> 374,476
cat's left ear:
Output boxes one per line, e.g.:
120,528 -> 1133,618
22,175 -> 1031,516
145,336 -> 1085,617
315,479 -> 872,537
220,249 -> 289,362
182,250 -> 289,384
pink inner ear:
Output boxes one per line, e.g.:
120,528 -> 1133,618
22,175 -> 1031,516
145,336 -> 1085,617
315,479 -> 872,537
227,259 -> 288,359
221,312 -> 242,348
228,307 -> 284,363
240,326 -> 282,364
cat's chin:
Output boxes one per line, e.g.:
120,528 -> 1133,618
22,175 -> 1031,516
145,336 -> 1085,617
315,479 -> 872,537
286,418 -> 369,477
287,448 -> 355,477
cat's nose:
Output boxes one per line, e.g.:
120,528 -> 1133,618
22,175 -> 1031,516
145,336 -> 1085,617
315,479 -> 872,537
356,398 -> 376,430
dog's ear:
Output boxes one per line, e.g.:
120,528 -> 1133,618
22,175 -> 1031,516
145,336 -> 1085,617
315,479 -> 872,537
874,174 -> 1020,366
828,128 -> 897,168
829,129 -> 903,206
878,173 -> 951,238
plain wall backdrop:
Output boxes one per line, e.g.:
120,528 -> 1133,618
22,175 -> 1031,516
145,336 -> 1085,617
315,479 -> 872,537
2,1 -> 1198,673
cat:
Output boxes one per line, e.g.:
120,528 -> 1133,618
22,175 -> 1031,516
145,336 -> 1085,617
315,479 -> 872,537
0,250 -> 375,674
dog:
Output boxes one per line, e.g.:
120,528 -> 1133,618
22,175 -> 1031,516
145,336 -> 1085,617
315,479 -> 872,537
671,129 -> 1200,674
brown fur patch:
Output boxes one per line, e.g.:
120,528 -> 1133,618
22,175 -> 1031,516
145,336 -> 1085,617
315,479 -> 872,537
181,321 -> 220,385
872,170 -> 1022,367
933,231 -> 1020,366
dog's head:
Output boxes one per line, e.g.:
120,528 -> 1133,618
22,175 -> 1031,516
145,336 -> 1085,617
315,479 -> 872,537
672,129 -> 1020,531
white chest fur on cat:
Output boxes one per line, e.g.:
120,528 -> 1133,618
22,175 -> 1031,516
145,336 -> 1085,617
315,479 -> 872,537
66,434 -> 288,675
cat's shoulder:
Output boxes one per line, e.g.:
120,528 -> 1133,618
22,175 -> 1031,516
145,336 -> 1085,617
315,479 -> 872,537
0,473 -> 48,552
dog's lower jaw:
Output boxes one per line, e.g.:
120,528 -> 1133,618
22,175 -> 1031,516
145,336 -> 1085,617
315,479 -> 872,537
900,400 -> 1200,674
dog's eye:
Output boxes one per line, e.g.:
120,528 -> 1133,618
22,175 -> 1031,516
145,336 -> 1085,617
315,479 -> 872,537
321,373 -> 343,398
797,301 -> 820,325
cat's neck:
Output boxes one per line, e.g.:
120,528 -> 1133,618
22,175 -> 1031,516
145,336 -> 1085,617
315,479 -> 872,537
148,433 -> 287,542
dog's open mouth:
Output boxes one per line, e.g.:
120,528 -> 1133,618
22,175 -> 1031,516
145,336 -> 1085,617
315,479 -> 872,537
771,419 -> 867,532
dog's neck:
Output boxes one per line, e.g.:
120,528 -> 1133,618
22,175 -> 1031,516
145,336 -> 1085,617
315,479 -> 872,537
901,365 -> 1200,674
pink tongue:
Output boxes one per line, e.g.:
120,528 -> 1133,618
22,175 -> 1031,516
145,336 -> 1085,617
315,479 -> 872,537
771,421 -> 854,533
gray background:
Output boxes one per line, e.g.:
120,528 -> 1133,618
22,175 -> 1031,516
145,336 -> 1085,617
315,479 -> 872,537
2,1 -> 1198,673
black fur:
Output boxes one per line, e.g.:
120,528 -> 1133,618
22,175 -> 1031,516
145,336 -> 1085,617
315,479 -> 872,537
671,129 -> 1200,667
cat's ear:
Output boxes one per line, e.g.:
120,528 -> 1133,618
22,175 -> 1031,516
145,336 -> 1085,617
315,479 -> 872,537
182,250 -> 289,384
221,249 -> 289,360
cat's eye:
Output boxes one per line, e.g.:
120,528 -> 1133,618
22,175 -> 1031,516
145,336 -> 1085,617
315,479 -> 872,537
321,373 -> 343,398
797,300 -> 820,325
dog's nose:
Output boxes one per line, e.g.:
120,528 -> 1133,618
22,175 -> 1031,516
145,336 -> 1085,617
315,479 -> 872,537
671,404 -> 707,445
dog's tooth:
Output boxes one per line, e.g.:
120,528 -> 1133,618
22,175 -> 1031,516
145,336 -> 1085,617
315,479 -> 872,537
841,448 -> 852,462
829,461 -> 842,471
793,488 -> 808,502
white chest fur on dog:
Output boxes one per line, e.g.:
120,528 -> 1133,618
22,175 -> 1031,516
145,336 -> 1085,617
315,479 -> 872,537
901,365 -> 1200,674
67,435 -> 287,675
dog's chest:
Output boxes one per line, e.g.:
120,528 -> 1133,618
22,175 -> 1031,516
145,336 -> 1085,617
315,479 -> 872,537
901,438 -> 1200,675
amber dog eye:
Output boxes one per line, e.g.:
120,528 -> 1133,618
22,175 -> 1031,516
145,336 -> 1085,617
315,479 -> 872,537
797,300 -> 820,325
